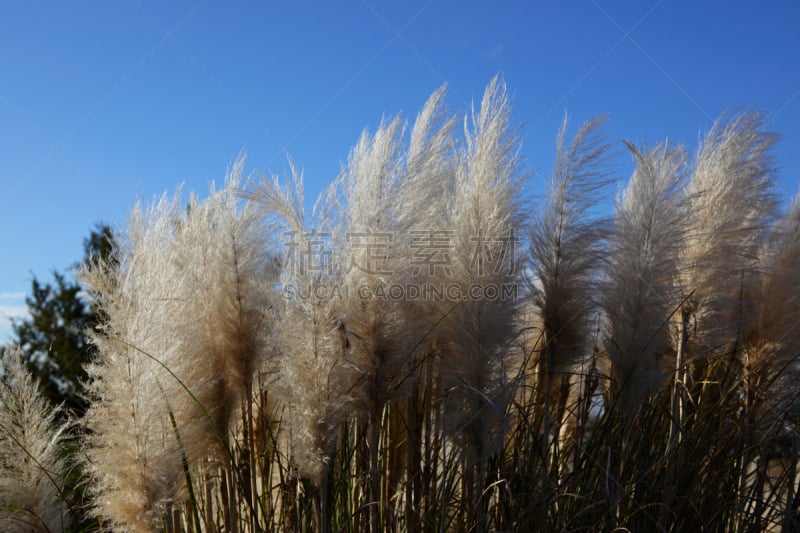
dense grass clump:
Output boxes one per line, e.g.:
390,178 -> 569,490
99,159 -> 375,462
2,78 -> 800,532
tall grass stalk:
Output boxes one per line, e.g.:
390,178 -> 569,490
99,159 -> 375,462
604,141 -> 687,415
527,113 -> 612,484
676,110 -> 777,379
437,76 -> 524,532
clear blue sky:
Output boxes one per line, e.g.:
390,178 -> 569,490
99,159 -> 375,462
1,1 -> 799,341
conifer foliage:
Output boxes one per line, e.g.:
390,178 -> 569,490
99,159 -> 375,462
10,224 -> 114,416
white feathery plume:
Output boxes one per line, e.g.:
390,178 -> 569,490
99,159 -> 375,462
745,192 -> 800,421
0,346 -> 71,533
334,115 -> 409,407
439,76 -> 524,460
404,84 -> 458,231
678,110 -> 778,355
333,87 -> 458,408
604,141 -> 688,412
247,167 -> 360,485
81,162 -> 274,530
529,113 -> 613,385
81,190 -> 187,532
169,162 -> 276,438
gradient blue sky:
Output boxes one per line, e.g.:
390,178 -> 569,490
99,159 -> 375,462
1,1 -> 799,341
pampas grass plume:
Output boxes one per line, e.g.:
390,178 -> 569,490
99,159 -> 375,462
604,141 -> 688,411
0,346 -> 71,533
